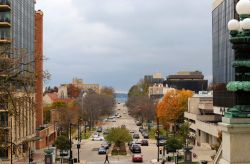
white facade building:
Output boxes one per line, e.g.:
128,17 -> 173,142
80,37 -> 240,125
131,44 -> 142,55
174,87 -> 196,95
185,92 -> 222,149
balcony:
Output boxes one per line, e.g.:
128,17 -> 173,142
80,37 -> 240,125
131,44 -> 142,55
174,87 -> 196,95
0,1 -> 11,11
0,37 -> 11,44
0,17 -> 10,27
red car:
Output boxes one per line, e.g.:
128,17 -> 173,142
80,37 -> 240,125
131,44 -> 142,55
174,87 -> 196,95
132,154 -> 143,162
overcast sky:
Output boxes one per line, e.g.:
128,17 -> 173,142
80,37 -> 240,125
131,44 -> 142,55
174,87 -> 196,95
36,0 -> 212,93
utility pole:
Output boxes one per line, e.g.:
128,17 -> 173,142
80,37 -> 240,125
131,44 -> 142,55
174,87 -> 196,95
10,117 -> 12,164
69,123 -> 73,164
77,119 -> 81,163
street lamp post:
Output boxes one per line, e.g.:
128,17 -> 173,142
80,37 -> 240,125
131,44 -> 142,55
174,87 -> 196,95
69,123 -> 73,164
157,117 -> 160,162
77,119 -> 81,163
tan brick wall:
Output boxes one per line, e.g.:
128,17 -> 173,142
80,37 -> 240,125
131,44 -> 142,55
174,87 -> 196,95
35,10 -> 44,127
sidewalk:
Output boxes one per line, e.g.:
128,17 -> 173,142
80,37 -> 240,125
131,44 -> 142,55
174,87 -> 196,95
191,146 -> 216,164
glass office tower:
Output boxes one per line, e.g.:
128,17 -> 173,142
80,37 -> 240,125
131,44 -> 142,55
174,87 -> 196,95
212,0 -> 239,107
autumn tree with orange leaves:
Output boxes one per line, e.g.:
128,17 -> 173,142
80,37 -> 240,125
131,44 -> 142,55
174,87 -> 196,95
156,90 -> 193,125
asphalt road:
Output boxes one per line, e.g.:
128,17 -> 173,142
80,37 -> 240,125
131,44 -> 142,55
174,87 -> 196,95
72,102 -> 159,164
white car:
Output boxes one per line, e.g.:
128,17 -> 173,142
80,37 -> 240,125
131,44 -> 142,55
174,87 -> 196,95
92,136 -> 104,141
93,133 -> 99,138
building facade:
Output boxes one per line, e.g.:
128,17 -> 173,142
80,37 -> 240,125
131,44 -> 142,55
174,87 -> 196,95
35,10 -> 43,128
164,71 -> 208,93
212,0 -> 239,108
184,92 -> 221,148
148,84 -> 175,100
0,0 -> 37,161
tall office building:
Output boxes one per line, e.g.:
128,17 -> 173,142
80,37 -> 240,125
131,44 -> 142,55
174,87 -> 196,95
212,0 -> 239,108
0,0 -> 37,161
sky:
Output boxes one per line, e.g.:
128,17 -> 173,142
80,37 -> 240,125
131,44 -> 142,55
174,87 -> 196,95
36,0 -> 212,93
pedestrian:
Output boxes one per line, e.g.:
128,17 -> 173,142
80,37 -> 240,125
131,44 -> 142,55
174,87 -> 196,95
104,153 -> 110,164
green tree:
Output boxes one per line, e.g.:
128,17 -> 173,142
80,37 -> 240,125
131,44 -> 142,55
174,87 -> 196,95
105,127 -> 132,147
165,137 -> 183,152
54,136 -> 70,151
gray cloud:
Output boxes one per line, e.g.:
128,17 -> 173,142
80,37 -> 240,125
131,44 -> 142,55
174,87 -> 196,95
36,0 -> 212,92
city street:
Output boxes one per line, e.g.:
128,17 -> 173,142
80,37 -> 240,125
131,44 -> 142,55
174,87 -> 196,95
72,102 -> 159,163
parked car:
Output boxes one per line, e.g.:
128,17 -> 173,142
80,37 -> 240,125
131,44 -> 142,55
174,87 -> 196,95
128,140 -> 137,147
132,154 -> 143,162
103,129 -> 109,135
130,144 -> 141,153
133,133 -> 140,139
135,139 -> 142,145
156,139 -> 166,146
93,133 -> 99,138
92,136 -> 104,141
136,121 -> 142,126
98,147 -> 107,154
130,130 -> 135,134
142,132 -> 149,139
141,140 -> 148,146
139,127 -> 144,133
101,141 -> 110,149
97,127 -> 102,132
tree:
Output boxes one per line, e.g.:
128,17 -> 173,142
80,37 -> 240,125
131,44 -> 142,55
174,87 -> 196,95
165,137 -> 183,152
55,135 -> 70,151
126,96 -> 155,122
156,90 -> 193,124
67,84 -> 81,98
0,45 -> 48,157
105,127 -> 132,147
100,86 -> 115,97
80,92 -> 115,130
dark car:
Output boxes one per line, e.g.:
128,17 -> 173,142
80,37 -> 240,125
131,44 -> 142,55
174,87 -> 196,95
133,133 -> 140,139
103,129 -> 109,135
139,127 -> 144,133
130,144 -> 141,153
98,147 -> 107,154
136,121 -> 142,126
143,132 -> 149,139
141,140 -> 148,146
97,127 -> 102,133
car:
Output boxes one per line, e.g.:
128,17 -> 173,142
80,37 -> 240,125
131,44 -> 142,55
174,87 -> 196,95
123,111 -> 126,114
92,136 -> 104,141
130,130 -> 135,134
156,139 -> 166,146
128,140 -> 137,147
141,140 -> 148,146
98,147 -> 107,154
133,133 -> 140,139
142,133 -> 149,139
130,144 -> 141,153
97,127 -> 102,132
103,129 -> 109,135
139,127 -> 144,133
101,141 -> 110,149
134,139 -> 142,145
111,119 -> 116,122
136,121 -> 142,126
93,133 -> 99,138
132,154 -> 143,162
